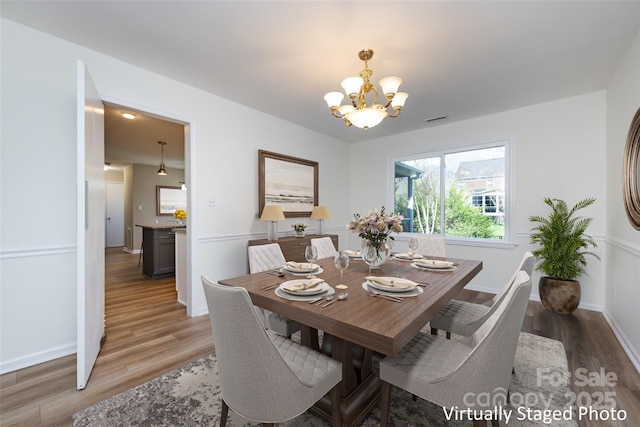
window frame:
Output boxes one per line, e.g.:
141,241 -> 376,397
388,137 -> 515,248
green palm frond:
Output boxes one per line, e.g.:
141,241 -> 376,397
529,197 -> 599,280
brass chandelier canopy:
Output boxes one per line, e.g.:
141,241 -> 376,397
324,49 -> 408,130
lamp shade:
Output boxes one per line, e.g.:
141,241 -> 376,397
260,205 -> 285,221
310,206 -> 330,219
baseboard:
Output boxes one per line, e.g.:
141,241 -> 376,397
0,343 -> 75,375
464,284 -> 604,312
602,310 -> 640,374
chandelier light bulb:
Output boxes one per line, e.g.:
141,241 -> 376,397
324,49 -> 407,130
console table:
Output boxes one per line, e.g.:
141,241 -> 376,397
248,234 -> 338,262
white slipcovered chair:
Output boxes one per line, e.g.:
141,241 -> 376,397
201,277 -> 342,427
429,251 -> 535,338
413,235 -> 446,257
379,271 -> 532,427
310,236 -> 337,259
248,243 -> 301,337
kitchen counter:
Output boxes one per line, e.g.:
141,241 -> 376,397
136,224 -> 185,279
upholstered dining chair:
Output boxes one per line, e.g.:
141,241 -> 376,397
311,236 -> 337,259
379,271 -> 532,427
430,251 -> 535,339
413,235 -> 446,257
247,243 -> 301,337
201,277 -> 342,427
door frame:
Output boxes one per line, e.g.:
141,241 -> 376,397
101,95 -> 196,315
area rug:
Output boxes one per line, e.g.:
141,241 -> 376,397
73,332 -> 576,426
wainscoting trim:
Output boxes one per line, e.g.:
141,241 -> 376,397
0,246 -> 76,259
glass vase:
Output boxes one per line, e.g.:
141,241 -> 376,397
293,229 -> 306,238
361,237 -> 392,269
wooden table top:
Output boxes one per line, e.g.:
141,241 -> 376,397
219,255 -> 482,356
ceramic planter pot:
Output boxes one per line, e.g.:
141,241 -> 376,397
539,277 -> 581,314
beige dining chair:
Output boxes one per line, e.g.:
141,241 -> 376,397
379,271 -> 532,427
247,243 -> 301,337
413,235 -> 446,257
430,251 -> 535,338
201,276 -> 342,427
311,236 -> 337,259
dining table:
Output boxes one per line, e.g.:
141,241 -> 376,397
218,252 -> 482,427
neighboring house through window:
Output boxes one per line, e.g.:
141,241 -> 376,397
390,138 -> 512,244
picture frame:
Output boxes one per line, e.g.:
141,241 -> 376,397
157,185 -> 187,216
259,150 -> 318,218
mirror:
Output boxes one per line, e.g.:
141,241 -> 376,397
157,185 -> 187,216
622,107 -> 640,230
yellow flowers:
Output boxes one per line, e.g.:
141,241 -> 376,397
174,209 -> 187,220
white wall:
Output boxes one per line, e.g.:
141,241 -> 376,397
0,18 -> 350,373
605,28 -> 640,371
349,91 -> 608,309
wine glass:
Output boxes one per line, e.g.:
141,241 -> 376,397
334,251 -> 350,286
408,237 -> 419,257
304,246 -> 318,278
361,245 -> 378,277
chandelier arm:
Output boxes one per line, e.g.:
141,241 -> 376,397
387,107 -> 403,118
330,107 -> 345,118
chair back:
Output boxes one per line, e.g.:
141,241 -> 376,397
248,243 -> 286,273
414,236 -> 446,257
487,251 -> 535,308
442,271 -> 532,408
311,237 -> 337,259
201,276 -> 312,421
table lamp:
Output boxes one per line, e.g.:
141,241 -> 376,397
260,205 -> 285,241
310,206 -> 330,235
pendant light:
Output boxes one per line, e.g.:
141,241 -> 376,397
157,141 -> 167,176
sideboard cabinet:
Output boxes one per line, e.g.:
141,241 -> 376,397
248,234 -> 339,263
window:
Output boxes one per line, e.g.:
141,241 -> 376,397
391,139 -> 511,243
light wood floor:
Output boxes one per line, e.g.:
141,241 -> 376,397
1,248 -> 639,426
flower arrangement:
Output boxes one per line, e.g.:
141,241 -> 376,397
346,206 -> 403,248
291,222 -> 308,232
174,209 -> 187,221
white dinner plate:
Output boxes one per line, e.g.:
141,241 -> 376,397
392,253 -> 425,261
280,267 -> 324,276
279,280 -> 330,296
411,262 -> 457,272
275,285 -> 335,301
413,259 -> 456,269
344,250 -> 361,259
366,277 -> 419,293
361,282 -> 423,298
282,263 -> 320,273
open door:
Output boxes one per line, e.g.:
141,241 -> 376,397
76,61 -> 105,390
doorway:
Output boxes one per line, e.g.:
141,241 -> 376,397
101,97 -> 194,316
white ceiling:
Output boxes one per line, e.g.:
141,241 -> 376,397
3,1 -> 640,166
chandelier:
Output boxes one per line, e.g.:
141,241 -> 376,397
324,49 -> 408,130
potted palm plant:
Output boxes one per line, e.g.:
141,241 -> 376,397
529,197 -> 599,314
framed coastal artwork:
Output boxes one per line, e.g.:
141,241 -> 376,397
157,185 -> 187,216
258,150 -> 318,218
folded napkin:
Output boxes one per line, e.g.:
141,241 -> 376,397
414,259 -> 455,268
283,278 -> 324,292
285,261 -> 317,271
366,276 -> 418,289
344,250 -> 360,256
395,252 -> 421,259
